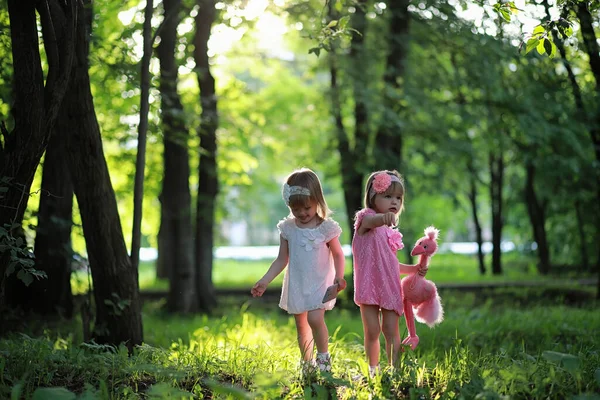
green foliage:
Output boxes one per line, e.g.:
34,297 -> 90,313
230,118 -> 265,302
104,293 -> 132,317
493,1 -> 521,23
524,25 -> 558,57
307,15 -> 353,57
0,223 -> 47,287
1,0 -> 598,295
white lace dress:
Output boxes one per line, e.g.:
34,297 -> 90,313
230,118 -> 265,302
277,217 -> 342,314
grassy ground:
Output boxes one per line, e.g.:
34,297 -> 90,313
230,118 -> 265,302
6,253 -> 598,399
1,288 -> 599,399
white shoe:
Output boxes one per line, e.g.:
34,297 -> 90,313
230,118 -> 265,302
316,354 -> 331,372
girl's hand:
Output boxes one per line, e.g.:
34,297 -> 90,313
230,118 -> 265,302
335,276 -> 347,291
251,280 -> 268,297
417,267 -> 428,277
381,212 -> 396,226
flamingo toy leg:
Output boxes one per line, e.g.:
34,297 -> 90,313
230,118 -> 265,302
402,300 -> 419,350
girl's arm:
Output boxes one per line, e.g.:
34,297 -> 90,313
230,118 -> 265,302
251,235 -> 289,297
357,211 -> 396,235
399,262 -> 428,277
327,237 -> 347,291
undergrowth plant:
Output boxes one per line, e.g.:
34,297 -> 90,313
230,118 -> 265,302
0,291 -> 599,399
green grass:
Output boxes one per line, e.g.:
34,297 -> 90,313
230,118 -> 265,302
1,290 -> 599,399
70,251 -> 592,294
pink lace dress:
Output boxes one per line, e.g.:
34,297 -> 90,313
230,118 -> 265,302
352,208 -> 405,316
277,217 -> 342,314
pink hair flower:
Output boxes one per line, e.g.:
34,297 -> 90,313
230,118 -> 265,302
372,173 -> 392,193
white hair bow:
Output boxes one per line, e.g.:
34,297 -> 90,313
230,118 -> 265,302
282,183 -> 311,205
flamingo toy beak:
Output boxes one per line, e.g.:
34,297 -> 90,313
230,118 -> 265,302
411,245 -> 425,256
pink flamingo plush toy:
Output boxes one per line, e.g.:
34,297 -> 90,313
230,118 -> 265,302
401,226 -> 444,350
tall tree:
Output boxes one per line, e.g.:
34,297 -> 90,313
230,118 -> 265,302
448,49 -> 486,275
329,0 -> 370,238
29,127 -> 75,316
194,0 -> 218,312
574,2 -> 600,298
575,3 -> 600,175
374,0 -> 410,170
1,0 -> 76,315
541,0 -> 588,273
523,162 -> 550,274
131,0 -> 154,272
489,151 -> 504,275
157,0 -> 197,313
61,0 -> 143,349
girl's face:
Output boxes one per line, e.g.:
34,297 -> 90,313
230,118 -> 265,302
291,200 -> 318,227
373,187 -> 403,215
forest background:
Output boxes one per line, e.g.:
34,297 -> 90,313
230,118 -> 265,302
0,0 -> 599,398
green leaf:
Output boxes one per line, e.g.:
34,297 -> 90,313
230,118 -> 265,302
564,26 -> 573,37
334,0 -> 343,12
11,381 -> 23,400
5,261 -> 16,276
204,379 -> 252,399
543,38 -> 553,56
308,47 -> 321,57
16,269 -> 33,287
536,39 -> 546,55
339,16 -> 350,30
542,351 -> 581,374
326,20 -> 338,28
533,25 -> 545,35
32,387 -> 76,400
550,41 -> 558,57
500,9 -> 511,22
146,383 -> 194,398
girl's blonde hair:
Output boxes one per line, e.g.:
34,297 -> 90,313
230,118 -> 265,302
286,168 -> 331,220
364,169 -> 405,213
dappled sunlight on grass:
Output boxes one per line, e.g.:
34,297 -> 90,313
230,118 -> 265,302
1,291 -> 599,398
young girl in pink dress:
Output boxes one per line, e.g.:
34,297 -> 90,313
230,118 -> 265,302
352,170 -> 427,376
251,168 -> 346,372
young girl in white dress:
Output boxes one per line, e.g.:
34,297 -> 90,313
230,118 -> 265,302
251,168 -> 346,372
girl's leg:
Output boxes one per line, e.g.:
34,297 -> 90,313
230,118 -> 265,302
306,309 -> 328,353
294,312 -> 314,360
307,309 -> 331,371
381,308 -> 401,366
360,304 -> 382,368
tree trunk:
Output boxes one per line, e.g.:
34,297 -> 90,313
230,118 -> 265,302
327,2 -> 362,240
575,3 -> 600,300
130,0 -> 154,272
157,0 -> 197,313
574,201 -> 590,271
342,0 -> 371,233
544,0 -> 593,275
156,219 -> 168,279
374,0 -> 409,170
29,131 -> 75,317
194,0 -> 218,313
62,0 -> 142,349
1,0 -> 75,314
489,152 -> 503,275
467,160 -> 485,275
524,163 -> 550,274
450,51 -> 485,276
